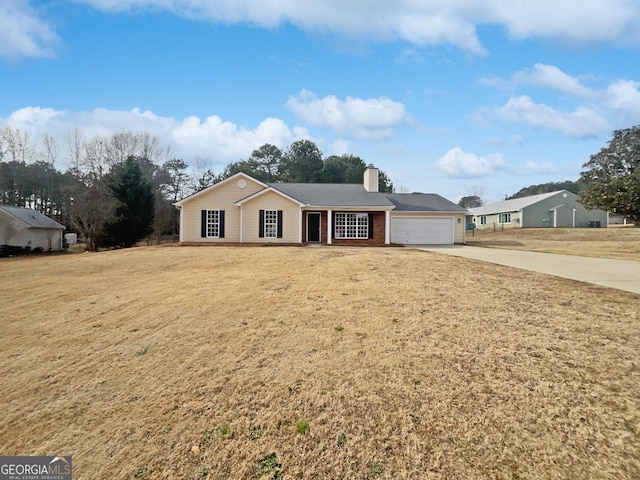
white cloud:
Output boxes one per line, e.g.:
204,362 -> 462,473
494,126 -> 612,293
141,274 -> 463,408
604,80 -> 640,113
1,106 -> 306,167
512,134 -> 526,146
479,64 -> 640,137
329,138 -> 351,156
482,137 -> 507,148
69,0 -> 640,55
285,90 -> 410,141
436,147 -> 507,178
513,64 -> 595,99
526,161 -> 558,174
487,95 -> 609,138
0,0 -> 60,61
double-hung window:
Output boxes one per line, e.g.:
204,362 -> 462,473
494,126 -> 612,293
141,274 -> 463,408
207,210 -> 220,237
201,209 -> 225,238
335,213 -> 369,239
264,209 -> 278,238
480,216 -> 487,225
259,209 -> 283,238
498,213 -> 511,224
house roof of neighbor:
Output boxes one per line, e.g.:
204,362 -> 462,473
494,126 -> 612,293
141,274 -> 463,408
468,191 -> 570,216
0,206 -> 65,229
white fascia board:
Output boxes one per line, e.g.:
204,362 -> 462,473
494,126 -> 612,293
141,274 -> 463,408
174,172 -> 268,207
309,205 -> 395,211
234,186 -> 306,207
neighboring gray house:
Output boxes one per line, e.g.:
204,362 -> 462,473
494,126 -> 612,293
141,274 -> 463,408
468,190 -> 609,229
0,206 -> 65,251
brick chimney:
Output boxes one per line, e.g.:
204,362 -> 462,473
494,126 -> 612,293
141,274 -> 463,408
363,164 -> 379,192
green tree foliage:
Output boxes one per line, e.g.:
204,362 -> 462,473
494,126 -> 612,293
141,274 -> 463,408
322,154 -> 368,183
506,180 -> 580,199
458,195 -> 483,208
220,144 -> 283,183
579,125 -> 640,222
104,156 -> 155,247
279,140 -> 324,182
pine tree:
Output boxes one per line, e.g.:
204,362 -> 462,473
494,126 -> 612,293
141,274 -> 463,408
105,156 -> 155,247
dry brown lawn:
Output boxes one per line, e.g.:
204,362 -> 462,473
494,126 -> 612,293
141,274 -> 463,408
1,246 -> 639,480
467,226 -> 640,261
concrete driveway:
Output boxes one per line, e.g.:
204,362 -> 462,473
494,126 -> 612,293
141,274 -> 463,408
413,245 -> 640,295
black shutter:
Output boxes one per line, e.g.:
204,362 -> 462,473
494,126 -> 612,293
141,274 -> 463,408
259,210 -> 265,238
368,213 -> 374,239
277,210 -> 283,238
201,210 -> 207,238
219,210 -> 225,238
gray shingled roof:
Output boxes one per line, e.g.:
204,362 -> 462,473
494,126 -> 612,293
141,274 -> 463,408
268,183 -> 395,207
386,193 -> 467,212
0,206 -> 65,229
468,191 -> 567,215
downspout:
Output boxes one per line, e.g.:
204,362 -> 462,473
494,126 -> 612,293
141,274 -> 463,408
239,206 -> 243,243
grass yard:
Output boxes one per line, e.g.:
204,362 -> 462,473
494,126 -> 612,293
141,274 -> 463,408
467,226 -> 640,261
1,246 -> 639,479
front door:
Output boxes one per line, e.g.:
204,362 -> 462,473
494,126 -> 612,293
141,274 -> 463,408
307,213 -> 321,242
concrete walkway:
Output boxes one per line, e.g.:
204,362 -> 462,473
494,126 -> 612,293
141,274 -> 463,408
413,245 -> 640,295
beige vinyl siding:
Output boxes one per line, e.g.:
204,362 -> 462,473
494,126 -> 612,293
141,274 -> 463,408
390,211 -> 466,244
240,190 -> 301,243
476,211 -> 521,229
179,177 -> 264,243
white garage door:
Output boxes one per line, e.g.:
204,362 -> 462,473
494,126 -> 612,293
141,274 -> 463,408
391,217 -> 454,245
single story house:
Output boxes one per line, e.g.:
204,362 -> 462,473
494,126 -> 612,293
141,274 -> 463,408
467,190 -> 609,229
0,205 -> 66,251
175,166 -> 467,246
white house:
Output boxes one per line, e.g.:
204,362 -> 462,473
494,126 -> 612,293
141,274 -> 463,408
0,206 -> 66,251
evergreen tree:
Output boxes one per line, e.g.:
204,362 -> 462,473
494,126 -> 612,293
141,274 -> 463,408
104,156 -> 155,247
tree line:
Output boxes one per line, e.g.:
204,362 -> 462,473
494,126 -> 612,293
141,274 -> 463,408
0,127 -> 394,250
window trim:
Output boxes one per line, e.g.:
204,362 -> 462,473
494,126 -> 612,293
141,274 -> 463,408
334,212 -> 369,239
264,209 -> 278,238
479,215 -> 486,225
498,213 -> 511,224
204,209 -> 224,238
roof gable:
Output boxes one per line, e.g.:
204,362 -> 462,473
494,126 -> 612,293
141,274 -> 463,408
174,172 -> 267,207
235,186 -> 306,206
0,206 -> 65,229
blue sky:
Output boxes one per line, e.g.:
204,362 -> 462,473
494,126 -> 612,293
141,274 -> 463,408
1,1 -> 640,202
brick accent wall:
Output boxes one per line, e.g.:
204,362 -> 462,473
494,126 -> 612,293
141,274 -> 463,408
303,211 -> 387,245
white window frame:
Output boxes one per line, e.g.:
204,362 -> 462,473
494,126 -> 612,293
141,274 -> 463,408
206,210 -> 220,238
264,209 -> 278,238
335,212 -> 369,239
479,216 -> 486,225
498,213 -> 511,224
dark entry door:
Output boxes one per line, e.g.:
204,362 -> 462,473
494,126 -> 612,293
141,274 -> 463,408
307,213 -> 321,242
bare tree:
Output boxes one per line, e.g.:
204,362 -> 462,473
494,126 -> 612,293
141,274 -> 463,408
0,127 -> 35,163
